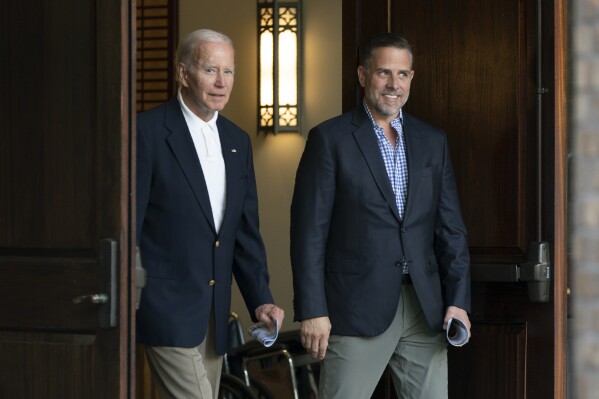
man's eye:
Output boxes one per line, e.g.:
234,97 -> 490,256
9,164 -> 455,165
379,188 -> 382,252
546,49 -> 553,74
205,68 -> 216,73
224,70 -> 234,75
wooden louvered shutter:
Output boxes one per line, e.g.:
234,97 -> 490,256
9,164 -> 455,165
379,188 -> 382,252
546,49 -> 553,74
136,0 -> 178,112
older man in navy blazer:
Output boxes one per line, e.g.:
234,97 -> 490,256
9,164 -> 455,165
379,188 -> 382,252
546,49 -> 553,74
137,29 -> 284,399
291,33 -> 471,399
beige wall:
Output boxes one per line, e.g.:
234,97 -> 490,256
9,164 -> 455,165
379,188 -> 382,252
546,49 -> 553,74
572,0 -> 599,397
178,0 -> 342,334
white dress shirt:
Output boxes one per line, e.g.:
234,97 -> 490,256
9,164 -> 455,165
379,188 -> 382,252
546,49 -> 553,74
178,91 -> 227,233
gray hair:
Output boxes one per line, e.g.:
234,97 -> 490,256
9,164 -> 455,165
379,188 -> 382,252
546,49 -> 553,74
176,29 -> 234,69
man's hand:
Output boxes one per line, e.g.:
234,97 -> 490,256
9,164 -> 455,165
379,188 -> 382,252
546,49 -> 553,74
443,306 -> 471,340
255,304 -> 285,332
300,317 -> 331,360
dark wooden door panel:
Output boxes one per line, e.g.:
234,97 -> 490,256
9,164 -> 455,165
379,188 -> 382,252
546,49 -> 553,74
0,259 -> 99,329
343,1 -> 564,398
342,0 -> 538,258
391,0 -> 537,260
448,323 -> 527,399
0,0 -> 133,397
0,332 -> 95,399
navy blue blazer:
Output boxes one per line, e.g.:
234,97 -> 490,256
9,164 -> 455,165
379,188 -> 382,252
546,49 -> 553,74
290,107 -> 471,336
136,97 -> 274,354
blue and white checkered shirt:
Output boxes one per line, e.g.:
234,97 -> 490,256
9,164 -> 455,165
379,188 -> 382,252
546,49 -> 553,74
363,100 -> 409,220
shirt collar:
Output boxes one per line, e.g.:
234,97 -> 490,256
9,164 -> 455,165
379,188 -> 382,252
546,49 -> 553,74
177,89 -> 218,132
362,99 -> 403,131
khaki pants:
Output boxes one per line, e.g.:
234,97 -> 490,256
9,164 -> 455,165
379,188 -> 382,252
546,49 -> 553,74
145,312 -> 223,399
319,285 -> 448,399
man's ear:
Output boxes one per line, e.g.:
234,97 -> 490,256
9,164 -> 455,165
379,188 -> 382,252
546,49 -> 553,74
357,65 -> 366,88
177,62 -> 188,87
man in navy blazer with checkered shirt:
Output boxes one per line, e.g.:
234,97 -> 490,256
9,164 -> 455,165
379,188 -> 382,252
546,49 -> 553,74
291,33 -> 471,399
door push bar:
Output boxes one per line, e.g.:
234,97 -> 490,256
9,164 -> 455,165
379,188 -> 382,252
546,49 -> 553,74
470,241 -> 550,303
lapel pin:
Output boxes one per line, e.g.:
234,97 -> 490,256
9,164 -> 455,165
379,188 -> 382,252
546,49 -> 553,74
231,149 -> 237,153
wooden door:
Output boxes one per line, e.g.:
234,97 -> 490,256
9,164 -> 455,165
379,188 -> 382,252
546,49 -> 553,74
342,0 -> 568,398
0,0 -> 135,398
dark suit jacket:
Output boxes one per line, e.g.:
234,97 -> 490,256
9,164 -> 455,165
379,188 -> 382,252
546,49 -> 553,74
136,97 -> 274,354
290,107 -> 470,336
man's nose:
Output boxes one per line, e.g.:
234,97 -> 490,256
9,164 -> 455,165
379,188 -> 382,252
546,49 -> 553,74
215,72 -> 226,86
387,75 -> 401,89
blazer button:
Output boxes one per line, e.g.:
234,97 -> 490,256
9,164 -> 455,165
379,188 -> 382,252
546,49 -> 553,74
215,241 -> 220,248
209,280 -> 216,286
401,227 -> 407,233
395,261 -> 402,267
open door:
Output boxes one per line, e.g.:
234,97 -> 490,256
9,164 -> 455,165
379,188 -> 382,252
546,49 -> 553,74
0,0 -> 135,398
342,0 -> 568,398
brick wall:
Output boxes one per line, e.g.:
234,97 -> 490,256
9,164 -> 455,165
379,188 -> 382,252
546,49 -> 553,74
572,0 -> 599,398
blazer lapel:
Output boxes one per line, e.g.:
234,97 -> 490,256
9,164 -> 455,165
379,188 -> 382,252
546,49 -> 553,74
215,120 -> 240,234
402,114 -> 424,221
163,98 -> 216,233
351,109 -> 402,223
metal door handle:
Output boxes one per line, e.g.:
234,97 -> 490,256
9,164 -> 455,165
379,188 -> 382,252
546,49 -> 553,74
71,240 -> 117,328
98,239 -> 117,328
73,294 -> 108,304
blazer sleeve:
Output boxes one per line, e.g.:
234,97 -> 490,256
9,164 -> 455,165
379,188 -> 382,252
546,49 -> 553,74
232,134 -> 275,319
433,132 -> 471,313
136,116 -> 152,247
290,126 -> 337,321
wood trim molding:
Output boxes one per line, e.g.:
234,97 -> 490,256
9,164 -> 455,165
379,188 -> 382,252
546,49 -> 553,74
553,0 -> 569,397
